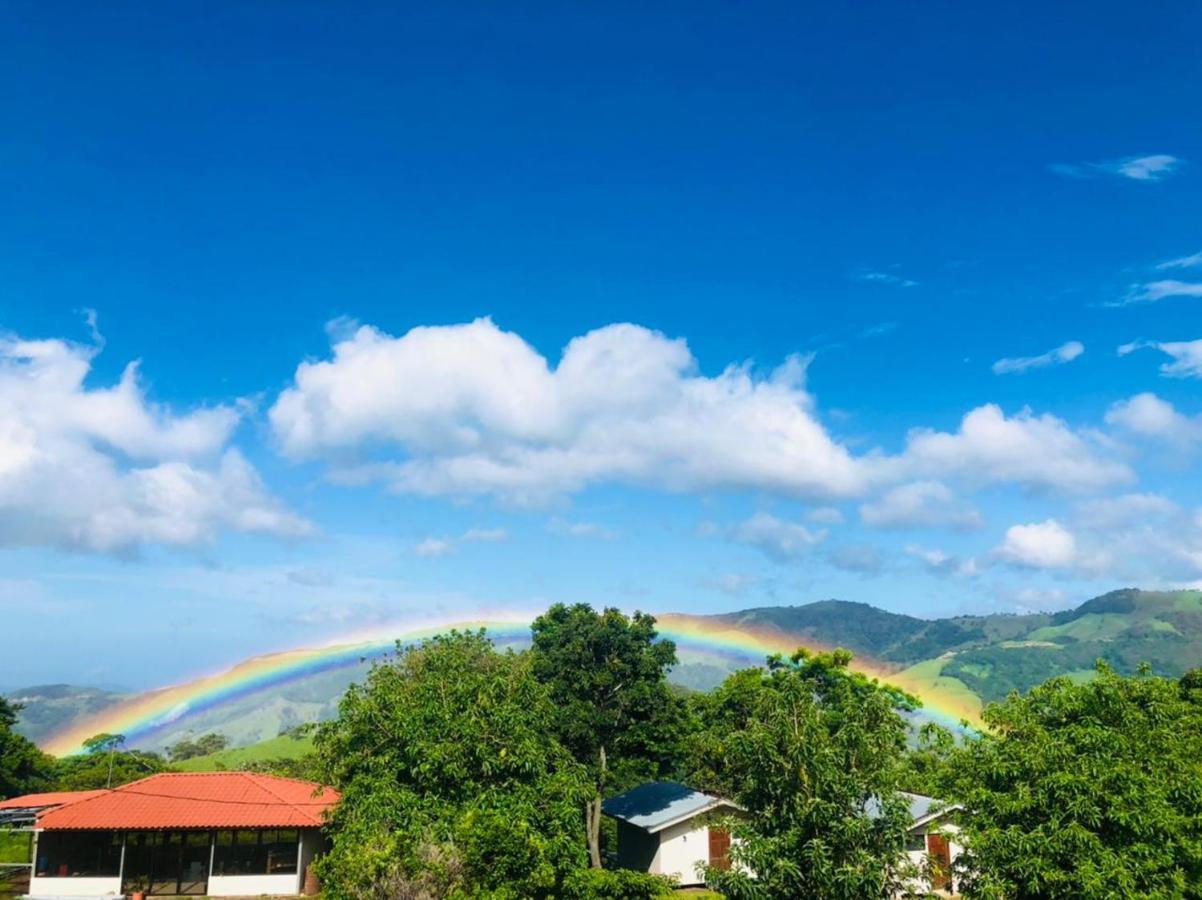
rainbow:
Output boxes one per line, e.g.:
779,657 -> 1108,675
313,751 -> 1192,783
42,613 -> 979,756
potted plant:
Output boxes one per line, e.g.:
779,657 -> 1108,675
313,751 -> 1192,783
126,875 -> 149,900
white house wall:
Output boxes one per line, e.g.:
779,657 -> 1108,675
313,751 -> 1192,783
208,872 -> 301,896
27,875 -> 122,897
652,819 -> 710,887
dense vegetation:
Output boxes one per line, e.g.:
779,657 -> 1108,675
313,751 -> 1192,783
7,595 -> 1202,898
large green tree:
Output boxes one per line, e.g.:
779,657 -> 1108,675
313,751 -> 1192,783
313,631 -> 595,899
946,662 -> 1202,899
0,696 -> 54,799
529,603 -> 684,869
690,648 -> 920,899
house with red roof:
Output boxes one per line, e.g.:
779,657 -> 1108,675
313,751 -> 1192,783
0,772 -> 339,898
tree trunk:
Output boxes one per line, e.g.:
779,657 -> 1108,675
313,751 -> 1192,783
586,745 -> 607,868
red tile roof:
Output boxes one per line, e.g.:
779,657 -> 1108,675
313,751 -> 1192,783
0,790 -> 106,810
35,773 -> 339,831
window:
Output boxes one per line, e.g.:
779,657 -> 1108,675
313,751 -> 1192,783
905,830 -> 926,852
36,831 -> 122,877
212,829 -> 297,876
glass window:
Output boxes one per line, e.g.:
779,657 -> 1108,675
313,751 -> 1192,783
905,830 -> 926,852
37,831 -> 122,877
212,829 -> 297,876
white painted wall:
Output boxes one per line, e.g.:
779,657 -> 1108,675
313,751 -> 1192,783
208,873 -> 301,896
27,874 -> 122,897
651,819 -> 710,887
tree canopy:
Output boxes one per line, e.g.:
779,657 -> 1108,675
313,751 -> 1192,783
312,631 -> 600,899
0,695 -> 55,799
690,648 -> 920,899
946,662 -> 1202,899
529,603 -> 684,868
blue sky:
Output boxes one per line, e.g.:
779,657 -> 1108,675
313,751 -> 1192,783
2,1 -> 1201,688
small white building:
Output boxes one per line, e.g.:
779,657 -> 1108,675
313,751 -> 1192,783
602,781 -> 739,887
0,772 -> 338,898
897,792 -> 964,897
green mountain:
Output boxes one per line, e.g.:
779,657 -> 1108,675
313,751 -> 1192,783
718,589 -> 1202,705
12,588 -> 1201,752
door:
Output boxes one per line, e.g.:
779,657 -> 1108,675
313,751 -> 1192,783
926,832 -> 952,891
707,827 -> 731,871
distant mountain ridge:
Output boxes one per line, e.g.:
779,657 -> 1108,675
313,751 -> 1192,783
11,588 -> 1201,752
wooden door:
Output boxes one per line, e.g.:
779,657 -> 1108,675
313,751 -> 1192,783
707,827 -> 731,870
927,832 -> 951,891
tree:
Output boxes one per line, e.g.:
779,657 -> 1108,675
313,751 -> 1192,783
0,695 -> 55,799
948,662 -> 1202,899
312,631 -> 595,899
167,732 -> 229,761
53,734 -> 167,790
690,648 -> 920,900
529,603 -> 683,869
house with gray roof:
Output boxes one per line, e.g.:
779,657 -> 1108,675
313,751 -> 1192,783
601,782 -> 740,886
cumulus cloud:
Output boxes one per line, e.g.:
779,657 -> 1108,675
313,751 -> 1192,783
1105,393 -> 1202,448
1051,154 -> 1184,182
991,341 -> 1084,375
270,318 -> 868,504
995,519 -> 1077,569
271,319 -> 1132,506
892,404 -> 1132,493
726,512 -> 827,563
1113,280 -> 1202,307
859,481 -> 983,530
1118,339 -> 1202,379
414,527 -> 508,557
0,331 -> 309,553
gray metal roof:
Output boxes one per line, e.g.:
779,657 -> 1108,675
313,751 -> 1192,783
602,781 -> 729,833
864,791 -> 958,829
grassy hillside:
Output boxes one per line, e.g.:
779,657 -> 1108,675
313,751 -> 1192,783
20,588 -> 1202,751
171,733 -> 315,771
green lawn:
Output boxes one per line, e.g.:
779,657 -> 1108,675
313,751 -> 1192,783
171,733 -> 314,771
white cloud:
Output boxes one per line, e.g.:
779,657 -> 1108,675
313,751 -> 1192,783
1156,251 -> 1202,270
1118,339 -> 1202,379
270,318 -> 868,504
1051,154 -> 1184,182
0,331 -> 308,553
996,519 -> 1077,569
860,480 -> 983,530
548,518 -> 618,539
1113,280 -> 1202,307
853,271 -> 917,288
991,341 -> 1084,375
904,545 -> 981,578
726,512 -> 827,563
892,404 -> 1132,493
1105,393 -> 1202,447
1076,493 -> 1179,528
414,527 -> 508,557
272,319 -> 1134,506
807,506 -> 845,524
